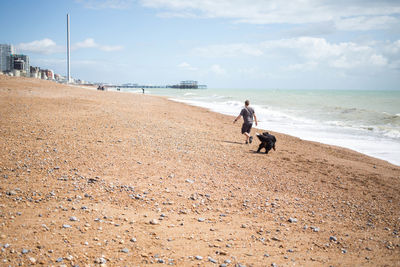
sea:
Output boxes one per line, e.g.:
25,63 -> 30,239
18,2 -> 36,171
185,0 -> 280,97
121,87 -> 400,166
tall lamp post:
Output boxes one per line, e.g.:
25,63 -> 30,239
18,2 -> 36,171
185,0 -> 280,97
67,13 -> 71,83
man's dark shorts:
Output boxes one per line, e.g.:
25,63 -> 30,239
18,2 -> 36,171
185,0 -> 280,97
241,123 -> 252,134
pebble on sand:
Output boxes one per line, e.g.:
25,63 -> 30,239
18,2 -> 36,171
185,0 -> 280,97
150,219 -> 160,225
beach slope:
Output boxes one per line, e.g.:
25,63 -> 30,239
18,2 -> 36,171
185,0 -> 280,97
0,75 -> 399,266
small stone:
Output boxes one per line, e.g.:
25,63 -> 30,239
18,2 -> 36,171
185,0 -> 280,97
185,179 -> 194,184
130,237 -> 137,242
21,248 -> 29,254
208,257 -> 217,263
121,248 -> 129,253
342,249 -> 347,254
7,190 -> 17,196
150,219 -> 159,225
329,236 -> 337,242
29,257 -> 36,264
66,255 -> 74,261
311,226 -> 320,232
288,217 -> 297,223
62,224 -> 71,228
198,218 -> 205,222
56,257 -> 63,262
69,216 -> 78,222
195,255 -> 203,260
95,257 -> 107,264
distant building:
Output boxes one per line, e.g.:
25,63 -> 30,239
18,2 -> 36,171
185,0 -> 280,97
171,80 -> 200,89
40,69 -> 47,80
10,54 -> 30,76
0,44 -> 15,72
42,69 -> 54,80
30,66 -> 40,78
180,80 -> 198,88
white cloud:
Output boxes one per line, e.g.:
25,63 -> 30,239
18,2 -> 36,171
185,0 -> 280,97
100,45 -> 124,51
75,0 -> 133,9
336,16 -> 400,31
210,64 -> 227,75
178,62 -> 198,71
75,38 -> 98,48
16,38 -> 123,55
195,37 -> 398,73
283,61 -> 318,71
238,67 -> 258,74
140,0 -> 400,31
16,38 -> 64,54
195,43 -> 263,58
369,54 -> 388,67
73,38 -> 123,51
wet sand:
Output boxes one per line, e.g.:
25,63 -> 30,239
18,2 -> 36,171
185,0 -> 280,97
0,75 -> 399,266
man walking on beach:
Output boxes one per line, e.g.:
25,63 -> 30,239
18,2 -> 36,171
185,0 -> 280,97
233,100 -> 258,144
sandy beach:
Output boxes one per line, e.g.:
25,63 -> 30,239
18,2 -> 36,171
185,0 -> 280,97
0,75 -> 399,266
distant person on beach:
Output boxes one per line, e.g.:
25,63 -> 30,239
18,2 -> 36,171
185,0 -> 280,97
142,88 -> 145,94
233,100 -> 258,144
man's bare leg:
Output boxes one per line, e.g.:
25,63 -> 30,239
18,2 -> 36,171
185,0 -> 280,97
244,132 -> 250,144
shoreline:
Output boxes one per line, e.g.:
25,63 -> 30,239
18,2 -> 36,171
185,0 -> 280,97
1,75 -> 399,266
119,87 -> 400,167
169,97 -> 400,167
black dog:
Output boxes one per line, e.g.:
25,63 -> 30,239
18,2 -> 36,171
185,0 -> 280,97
256,132 -> 276,154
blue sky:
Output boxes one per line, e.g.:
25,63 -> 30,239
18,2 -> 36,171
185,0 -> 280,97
1,0 -> 400,89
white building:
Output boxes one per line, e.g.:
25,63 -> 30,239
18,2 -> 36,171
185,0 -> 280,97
0,44 -> 16,72
10,54 -> 30,76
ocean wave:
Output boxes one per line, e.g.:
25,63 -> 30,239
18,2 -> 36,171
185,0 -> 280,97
374,126 -> 400,139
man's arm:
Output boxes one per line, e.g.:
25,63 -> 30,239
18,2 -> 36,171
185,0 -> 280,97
254,113 -> 258,126
233,114 -> 241,123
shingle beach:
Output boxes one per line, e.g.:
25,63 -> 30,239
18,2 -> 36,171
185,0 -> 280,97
1,75 -> 399,266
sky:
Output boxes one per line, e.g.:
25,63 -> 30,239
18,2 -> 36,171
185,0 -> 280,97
1,0 -> 400,89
